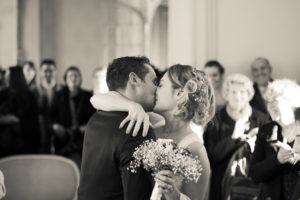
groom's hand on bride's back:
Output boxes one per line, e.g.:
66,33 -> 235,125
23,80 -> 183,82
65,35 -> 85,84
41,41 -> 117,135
119,102 -> 150,137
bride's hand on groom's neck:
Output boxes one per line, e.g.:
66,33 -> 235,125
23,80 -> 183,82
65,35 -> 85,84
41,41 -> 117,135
90,91 -> 152,137
119,102 -> 150,137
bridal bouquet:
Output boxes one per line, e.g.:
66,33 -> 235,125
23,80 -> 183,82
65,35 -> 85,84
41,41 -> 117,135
128,139 -> 202,199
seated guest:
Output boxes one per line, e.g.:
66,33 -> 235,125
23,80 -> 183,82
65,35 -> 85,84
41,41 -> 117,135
51,66 -> 95,167
250,57 -> 273,116
38,59 -> 61,153
0,66 -> 40,157
0,170 -> 5,199
203,73 -> 269,200
204,60 -> 226,111
250,79 -> 300,200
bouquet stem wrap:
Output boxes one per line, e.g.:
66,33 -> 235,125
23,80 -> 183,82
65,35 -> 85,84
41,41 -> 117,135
150,182 -> 162,200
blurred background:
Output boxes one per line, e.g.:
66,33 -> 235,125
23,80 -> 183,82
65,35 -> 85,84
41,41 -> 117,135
1,2 -> 300,199
1,0 -> 300,89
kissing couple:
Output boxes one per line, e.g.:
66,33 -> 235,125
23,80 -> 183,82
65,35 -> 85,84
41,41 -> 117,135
78,56 -> 215,200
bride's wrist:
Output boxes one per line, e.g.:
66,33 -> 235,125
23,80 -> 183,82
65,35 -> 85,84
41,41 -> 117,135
164,187 -> 180,200
128,101 -> 140,111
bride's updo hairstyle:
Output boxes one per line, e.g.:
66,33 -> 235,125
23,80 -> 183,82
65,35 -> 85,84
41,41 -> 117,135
168,64 -> 215,126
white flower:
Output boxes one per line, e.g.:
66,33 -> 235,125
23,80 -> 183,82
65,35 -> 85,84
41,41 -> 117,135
128,139 -> 202,183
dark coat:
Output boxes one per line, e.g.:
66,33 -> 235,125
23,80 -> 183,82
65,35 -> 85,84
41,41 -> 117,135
51,86 -> 94,128
0,88 -> 40,157
250,83 -> 269,116
78,111 -> 155,200
203,107 -> 269,200
37,83 -> 61,153
249,121 -> 300,200
51,86 -> 95,155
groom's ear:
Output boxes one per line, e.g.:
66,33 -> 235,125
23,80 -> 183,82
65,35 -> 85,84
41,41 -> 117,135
128,72 -> 142,86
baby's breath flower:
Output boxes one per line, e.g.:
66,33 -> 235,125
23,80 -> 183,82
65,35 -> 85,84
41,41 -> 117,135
127,139 -> 202,183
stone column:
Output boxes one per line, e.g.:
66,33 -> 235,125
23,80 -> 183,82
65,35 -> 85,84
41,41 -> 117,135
168,0 -> 196,66
18,0 -> 40,66
168,0 -> 213,68
0,0 -> 18,68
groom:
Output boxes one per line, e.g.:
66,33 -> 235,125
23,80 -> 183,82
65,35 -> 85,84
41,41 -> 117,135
77,56 -> 157,200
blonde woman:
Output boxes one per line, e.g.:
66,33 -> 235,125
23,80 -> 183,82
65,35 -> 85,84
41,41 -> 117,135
90,64 -> 214,200
250,79 -> 300,200
203,73 -> 269,200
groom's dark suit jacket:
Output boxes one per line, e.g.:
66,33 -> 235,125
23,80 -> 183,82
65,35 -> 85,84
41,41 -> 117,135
77,111 -> 155,200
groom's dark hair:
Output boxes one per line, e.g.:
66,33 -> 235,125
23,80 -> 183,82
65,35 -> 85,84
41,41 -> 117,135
106,56 -> 152,91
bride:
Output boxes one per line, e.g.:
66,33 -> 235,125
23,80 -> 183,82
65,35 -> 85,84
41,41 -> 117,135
91,64 -> 214,200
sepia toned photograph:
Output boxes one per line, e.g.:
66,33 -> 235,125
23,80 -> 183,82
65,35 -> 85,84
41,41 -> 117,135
1,0 -> 300,199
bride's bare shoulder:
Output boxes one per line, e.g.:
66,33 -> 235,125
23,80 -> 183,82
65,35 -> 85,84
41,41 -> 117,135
186,141 -> 206,157
179,133 -> 206,157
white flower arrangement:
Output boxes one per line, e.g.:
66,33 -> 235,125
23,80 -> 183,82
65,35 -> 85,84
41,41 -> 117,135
128,138 -> 202,183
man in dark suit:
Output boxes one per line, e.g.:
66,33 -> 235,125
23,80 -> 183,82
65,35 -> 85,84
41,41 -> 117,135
77,56 -> 157,200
